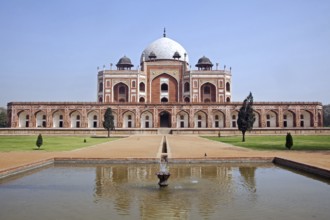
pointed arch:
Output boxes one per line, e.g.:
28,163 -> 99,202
161,83 -> 168,92
139,82 -> 145,92
226,82 -> 230,92
123,111 -> 135,128
141,111 -> 153,128
87,110 -> 99,128
114,82 -> 129,102
52,110 -> 65,128
194,111 -> 207,128
18,110 -> 30,128
70,110 -> 82,128
230,110 -> 239,128
300,110 -> 313,127
35,110 -> 47,128
283,110 -> 296,128
99,82 -> 103,92
201,82 -> 216,102
265,110 -> 278,127
184,82 -> 190,93
212,110 -> 225,128
161,97 -> 168,103
159,110 -> 171,128
176,110 -> 189,128
151,73 -> 178,103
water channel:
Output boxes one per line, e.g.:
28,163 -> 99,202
0,163 -> 329,220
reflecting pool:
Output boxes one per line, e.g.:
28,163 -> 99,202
0,163 -> 329,220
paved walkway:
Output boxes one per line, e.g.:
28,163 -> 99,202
168,136 -> 330,170
1,135 -> 329,175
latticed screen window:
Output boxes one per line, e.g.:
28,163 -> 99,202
204,86 -> 210,94
119,86 -> 125,94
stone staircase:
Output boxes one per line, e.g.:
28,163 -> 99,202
158,128 -> 172,135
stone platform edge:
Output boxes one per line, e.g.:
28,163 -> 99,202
1,157 -> 329,180
273,157 -> 330,179
168,157 -> 274,163
54,157 -> 160,164
0,158 -> 54,179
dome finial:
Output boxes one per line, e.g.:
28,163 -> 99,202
163,27 -> 166,37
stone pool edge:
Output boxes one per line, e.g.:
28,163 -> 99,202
0,158 -> 54,179
1,157 -> 329,180
273,157 -> 330,179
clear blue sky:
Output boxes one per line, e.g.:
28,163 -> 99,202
1,0 -> 330,107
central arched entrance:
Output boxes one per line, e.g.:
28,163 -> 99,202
159,111 -> 171,127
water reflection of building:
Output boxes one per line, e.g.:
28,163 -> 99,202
239,167 -> 257,192
93,164 -> 263,218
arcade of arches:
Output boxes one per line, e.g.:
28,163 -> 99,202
9,103 -> 323,129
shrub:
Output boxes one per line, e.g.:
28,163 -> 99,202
36,134 -> 43,149
285,132 -> 293,150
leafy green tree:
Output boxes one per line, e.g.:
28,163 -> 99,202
285,132 -> 293,150
103,107 -> 115,137
323,104 -> 330,127
0,107 -> 7,128
237,92 -> 256,142
36,134 -> 43,149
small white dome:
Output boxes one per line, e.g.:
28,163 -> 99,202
141,37 -> 189,64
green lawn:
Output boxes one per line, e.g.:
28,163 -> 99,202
0,136 -> 118,152
204,135 -> 330,151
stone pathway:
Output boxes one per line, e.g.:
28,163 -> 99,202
0,135 -> 329,176
167,135 -> 330,170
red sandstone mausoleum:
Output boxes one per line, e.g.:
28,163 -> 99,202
7,31 -> 323,131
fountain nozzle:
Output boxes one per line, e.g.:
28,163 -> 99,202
156,155 -> 170,187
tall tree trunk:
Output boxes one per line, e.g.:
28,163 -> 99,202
242,131 -> 246,142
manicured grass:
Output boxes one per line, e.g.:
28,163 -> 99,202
204,135 -> 330,151
0,136 -> 118,152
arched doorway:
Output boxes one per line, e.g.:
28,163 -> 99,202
212,110 -> 225,128
113,83 -> 129,102
123,111 -> 135,128
201,83 -> 216,102
283,110 -> 295,128
151,73 -> 178,103
265,110 -> 278,127
194,111 -> 207,128
176,111 -> 189,128
300,110 -> 312,127
159,111 -> 171,127
141,111 -> 153,128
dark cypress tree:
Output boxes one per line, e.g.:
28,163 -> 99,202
285,132 -> 293,150
36,134 -> 43,149
237,92 -> 256,142
103,107 -> 115,138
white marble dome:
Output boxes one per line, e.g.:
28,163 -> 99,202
140,37 -> 189,64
